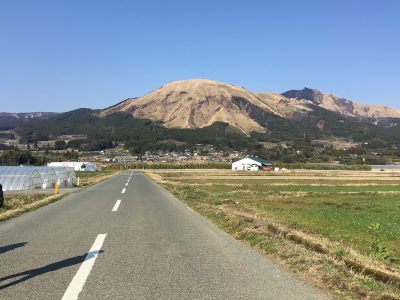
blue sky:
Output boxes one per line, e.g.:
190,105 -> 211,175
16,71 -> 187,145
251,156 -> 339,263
1,0 -> 399,112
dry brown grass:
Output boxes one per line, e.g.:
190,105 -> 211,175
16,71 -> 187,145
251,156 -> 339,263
0,193 -> 66,222
145,169 -> 400,299
217,204 -> 400,283
155,168 -> 400,182
77,170 -> 122,186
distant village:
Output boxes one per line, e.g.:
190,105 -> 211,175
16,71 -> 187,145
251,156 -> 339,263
87,145 -> 241,164
0,134 -> 242,164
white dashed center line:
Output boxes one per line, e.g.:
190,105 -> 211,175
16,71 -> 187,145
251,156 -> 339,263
112,200 -> 121,212
121,188 -> 126,194
62,234 -> 107,300
125,183 -> 128,186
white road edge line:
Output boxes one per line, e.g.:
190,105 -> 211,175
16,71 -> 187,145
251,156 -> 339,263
112,200 -> 121,212
121,188 -> 126,194
62,234 -> 107,300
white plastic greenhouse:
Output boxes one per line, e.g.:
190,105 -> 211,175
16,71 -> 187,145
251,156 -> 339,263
0,166 -> 76,191
51,167 -> 76,188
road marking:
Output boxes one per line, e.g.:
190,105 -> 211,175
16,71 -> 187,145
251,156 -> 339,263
62,234 -> 107,300
112,200 -> 121,211
125,183 -> 128,186
121,188 -> 126,194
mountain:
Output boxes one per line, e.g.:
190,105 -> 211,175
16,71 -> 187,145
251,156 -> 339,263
13,108 -> 262,152
3,79 -> 400,151
102,79 -> 400,134
0,112 -> 58,130
282,88 -> 400,120
101,79 -> 310,134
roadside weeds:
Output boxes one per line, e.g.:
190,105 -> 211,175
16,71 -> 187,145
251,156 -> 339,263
76,170 -> 122,186
0,193 -> 67,222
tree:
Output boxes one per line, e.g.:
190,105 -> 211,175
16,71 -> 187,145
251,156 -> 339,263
0,150 -> 37,165
45,144 -> 50,155
55,140 -> 67,150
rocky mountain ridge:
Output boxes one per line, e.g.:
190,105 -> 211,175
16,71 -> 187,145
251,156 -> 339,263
101,79 -> 400,134
101,79 -> 312,134
2,80 -> 399,135
282,87 -> 400,120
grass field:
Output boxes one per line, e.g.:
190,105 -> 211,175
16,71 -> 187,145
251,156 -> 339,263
76,170 -> 120,186
0,193 -> 65,222
146,169 -> 400,299
0,193 -> 49,213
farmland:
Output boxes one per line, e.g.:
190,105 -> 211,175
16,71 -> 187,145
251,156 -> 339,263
75,170 -> 121,186
145,169 -> 400,299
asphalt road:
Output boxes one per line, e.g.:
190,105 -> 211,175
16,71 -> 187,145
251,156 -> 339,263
0,172 -> 330,299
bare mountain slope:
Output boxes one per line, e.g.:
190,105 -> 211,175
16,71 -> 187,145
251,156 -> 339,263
282,88 -> 400,120
255,92 -> 313,117
100,80 -> 400,134
101,79 -> 301,134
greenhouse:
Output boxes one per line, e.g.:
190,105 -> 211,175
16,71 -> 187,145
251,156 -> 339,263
0,166 -> 76,191
35,167 -> 58,189
51,167 -> 76,188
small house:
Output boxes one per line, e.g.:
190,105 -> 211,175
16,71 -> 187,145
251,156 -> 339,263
232,156 -> 273,171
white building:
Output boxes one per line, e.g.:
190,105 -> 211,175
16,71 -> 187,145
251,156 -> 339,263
47,161 -> 96,172
232,156 -> 273,171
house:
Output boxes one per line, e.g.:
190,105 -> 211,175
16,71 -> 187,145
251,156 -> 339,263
232,156 -> 273,171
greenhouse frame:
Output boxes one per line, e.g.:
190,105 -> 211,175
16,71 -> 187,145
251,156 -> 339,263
0,166 -> 76,191
52,167 -> 76,188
